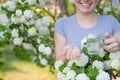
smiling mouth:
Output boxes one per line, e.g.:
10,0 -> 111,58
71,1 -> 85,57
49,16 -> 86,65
78,1 -> 92,7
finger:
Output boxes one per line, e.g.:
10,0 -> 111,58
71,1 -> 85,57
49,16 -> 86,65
104,32 -> 112,39
104,37 -> 116,45
63,45 -> 72,55
66,49 -> 72,60
105,47 -> 119,53
104,43 -> 119,51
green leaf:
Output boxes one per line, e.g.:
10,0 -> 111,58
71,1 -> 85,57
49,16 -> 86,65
0,24 -> 6,31
71,63 -> 85,74
86,66 -> 99,80
59,64 -> 66,72
3,32 -> 11,39
90,55 -> 102,62
13,46 -> 33,61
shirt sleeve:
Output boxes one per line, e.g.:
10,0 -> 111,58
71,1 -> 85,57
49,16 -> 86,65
54,18 -> 66,37
110,16 -> 120,35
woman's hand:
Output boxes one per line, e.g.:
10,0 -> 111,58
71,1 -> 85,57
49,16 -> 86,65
104,33 -> 120,52
62,45 -> 80,60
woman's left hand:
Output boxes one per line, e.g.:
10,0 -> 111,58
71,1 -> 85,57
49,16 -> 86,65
104,33 -> 120,52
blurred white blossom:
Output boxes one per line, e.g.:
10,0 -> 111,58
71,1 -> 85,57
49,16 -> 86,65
38,44 -> 45,53
111,59 -> 120,70
57,72 -> 66,80
16,9 -> 22,17
92,60 -> 104,70
13,37 -> 23,46
24,10 -> 34,19
40,58 -> 48,66
66,70 -> 76,80
75,53 -> 89,67
96,70 -> 110,80
54,60 -> 64,70
28,27 -> 37,36
42,16 -> 50,27
43,47 -> 52,56
39,27 -> 50,36
76,73 -> 90,80
39,0 -> 45,7
23,43 -> 33,50
11,29 -> 19,37
27,0 -> 37,5
0,14 -> 10,26
6,1 -> 16,11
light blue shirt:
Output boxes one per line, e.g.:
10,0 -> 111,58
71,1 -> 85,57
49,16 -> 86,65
54,15 -> 120,49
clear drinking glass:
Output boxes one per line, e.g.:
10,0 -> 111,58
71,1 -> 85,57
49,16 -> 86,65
86,34 -> 104,55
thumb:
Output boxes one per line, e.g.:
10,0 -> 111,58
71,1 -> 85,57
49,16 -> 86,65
104,33 -> 112,39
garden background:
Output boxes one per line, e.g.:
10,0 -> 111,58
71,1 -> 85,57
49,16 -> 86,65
0,0 -> 120,80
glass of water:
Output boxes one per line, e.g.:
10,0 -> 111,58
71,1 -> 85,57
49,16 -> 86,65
86,34 -> 104,55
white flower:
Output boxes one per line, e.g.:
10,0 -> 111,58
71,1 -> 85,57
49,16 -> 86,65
2,3 -> 7,8
76,73 -> 90,80
69,0 -> 74,3
23,43 -> 33,50
66,70 -> 76,80
98,50 -> 106,58
43,47 -> 52,56
36,38 -> 41,44
35,19 -> 43,29
54,60 -> 64,70
116,77 -> 120,80
24,10 -> 34,19
27,0 -> 37,5
19,15 -> 27,23
42,16 -> 50,27
11,29 -> 19,37
11,15 -> 20,24
40,58 -> 48,66
111,59 -> 120,70
12,0 -> 19,2
67,60 -> 76,67
75,53 -> 89,67
103,7 -> 111,14
39,27 -> 50,36
92,60 -> 104,70
16,9 -> 22,17
39,0 -> 45,7
62,67 -> 71,74
0,14 -> 10,26
6,1 -> 16,11
25,19 -> 35,26
0,31 -> 4,40
38,44 -> 45,53
28,27 -> 37,36
13,37 -> 23,46
96,70 -> 110,80
57,72 -> 66,80
109,51 -> 120,60
81,36 -> 87,50
104,60 -> 112,70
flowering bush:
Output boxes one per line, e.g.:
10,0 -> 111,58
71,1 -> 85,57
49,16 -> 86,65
0,0 -> 54,67
55,36 -> 120,80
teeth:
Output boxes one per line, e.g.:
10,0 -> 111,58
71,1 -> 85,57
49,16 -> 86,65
81,3 -> 90,6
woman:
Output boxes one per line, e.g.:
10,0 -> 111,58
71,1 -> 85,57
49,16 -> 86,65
54,0 -> 120,61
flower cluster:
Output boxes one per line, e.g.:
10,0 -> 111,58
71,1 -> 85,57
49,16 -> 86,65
0,0 -> 53,67
55,36 -> 120,80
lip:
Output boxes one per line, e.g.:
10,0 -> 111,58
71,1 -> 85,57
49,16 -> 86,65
77,1 -> 92,7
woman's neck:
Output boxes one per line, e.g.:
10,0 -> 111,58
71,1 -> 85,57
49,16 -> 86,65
75,11 -> 97,22
75,11 -> 98,29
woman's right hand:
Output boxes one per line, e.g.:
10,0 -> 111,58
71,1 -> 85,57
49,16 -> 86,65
62,45 -> 80,60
